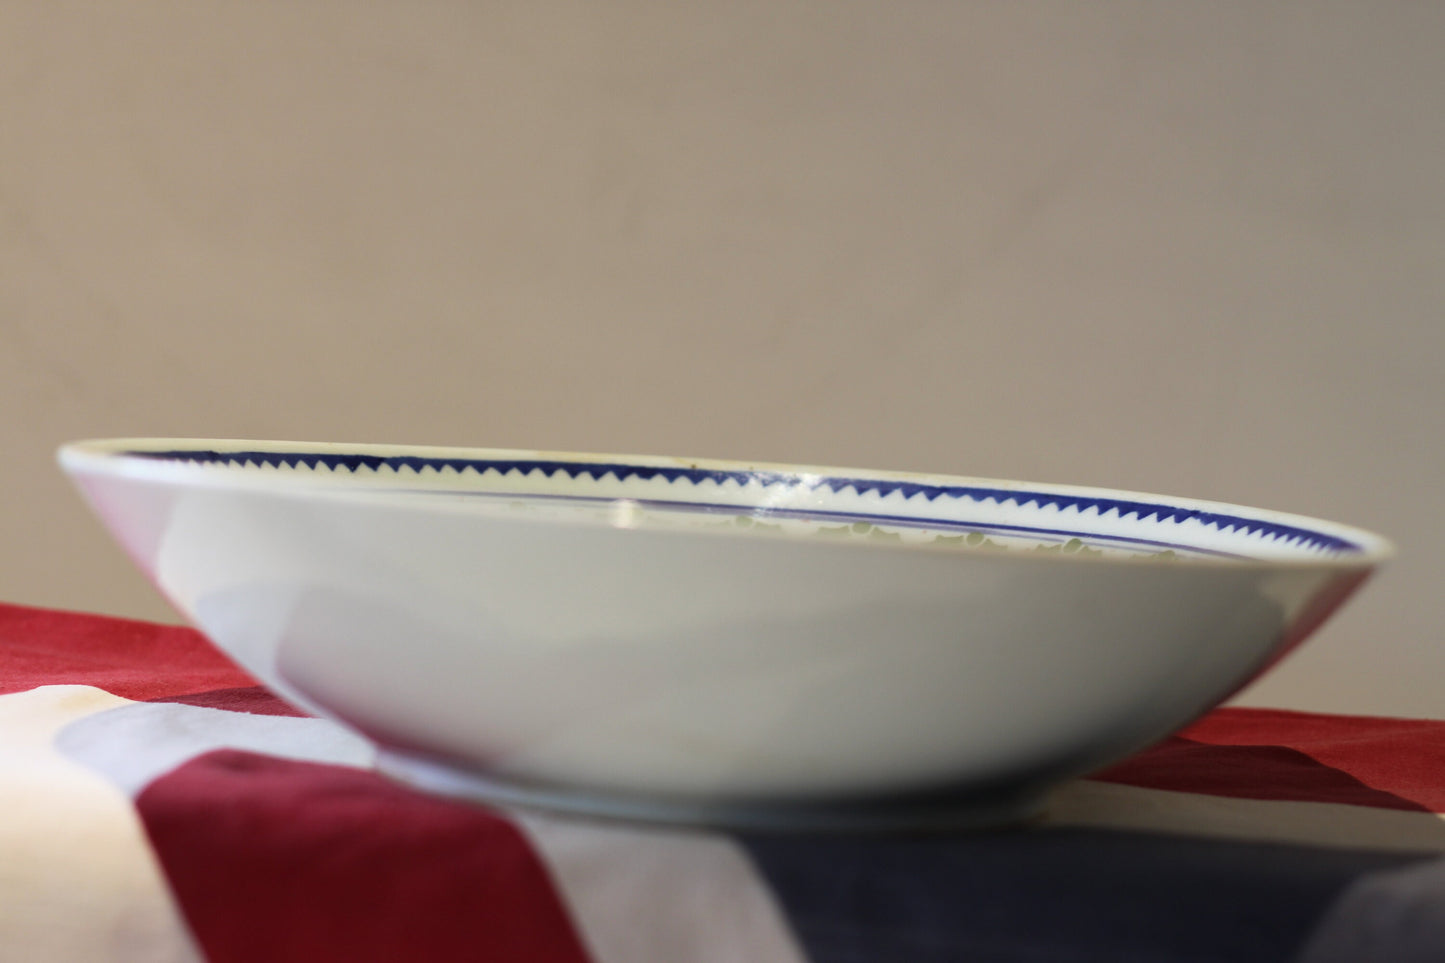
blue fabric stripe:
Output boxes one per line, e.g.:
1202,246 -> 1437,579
1299,856 -> 1445,963
739,828 -> 1426,963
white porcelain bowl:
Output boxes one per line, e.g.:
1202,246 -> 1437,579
60,439 -> 1390,829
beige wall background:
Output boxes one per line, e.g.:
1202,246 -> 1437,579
2,3 -> 1441,716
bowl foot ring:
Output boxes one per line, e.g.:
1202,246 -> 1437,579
375,748 -> 1050,833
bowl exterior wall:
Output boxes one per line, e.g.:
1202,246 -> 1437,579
65,464 -> 1367,804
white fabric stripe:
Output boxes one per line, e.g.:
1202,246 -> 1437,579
517,812 -> 810,963
0,686 -> 202,963
54,698 -> 374,796
1047,780 -> 1445,853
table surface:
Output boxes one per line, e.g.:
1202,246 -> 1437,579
3,601 -> 1444,963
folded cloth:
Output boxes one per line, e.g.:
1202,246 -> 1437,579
2,602 -> 1443,963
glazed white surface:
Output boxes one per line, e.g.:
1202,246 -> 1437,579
59,442 -> 1383,816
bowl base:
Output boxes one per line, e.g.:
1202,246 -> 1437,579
375,749 -> 1051,833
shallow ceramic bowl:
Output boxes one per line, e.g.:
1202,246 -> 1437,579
59,439 -> 1390,829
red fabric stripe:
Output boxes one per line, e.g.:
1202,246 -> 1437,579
149,685 -> 301,716
136,750 -> 594,963
0,602 -> 303,715
1188,708 -> 1445,813
1094,710 -> 1445,813
1092,737 -> 1433,811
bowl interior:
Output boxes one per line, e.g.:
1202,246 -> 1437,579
62,439 -> 1389,565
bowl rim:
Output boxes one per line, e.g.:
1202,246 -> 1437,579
58,437 -> 1395,569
